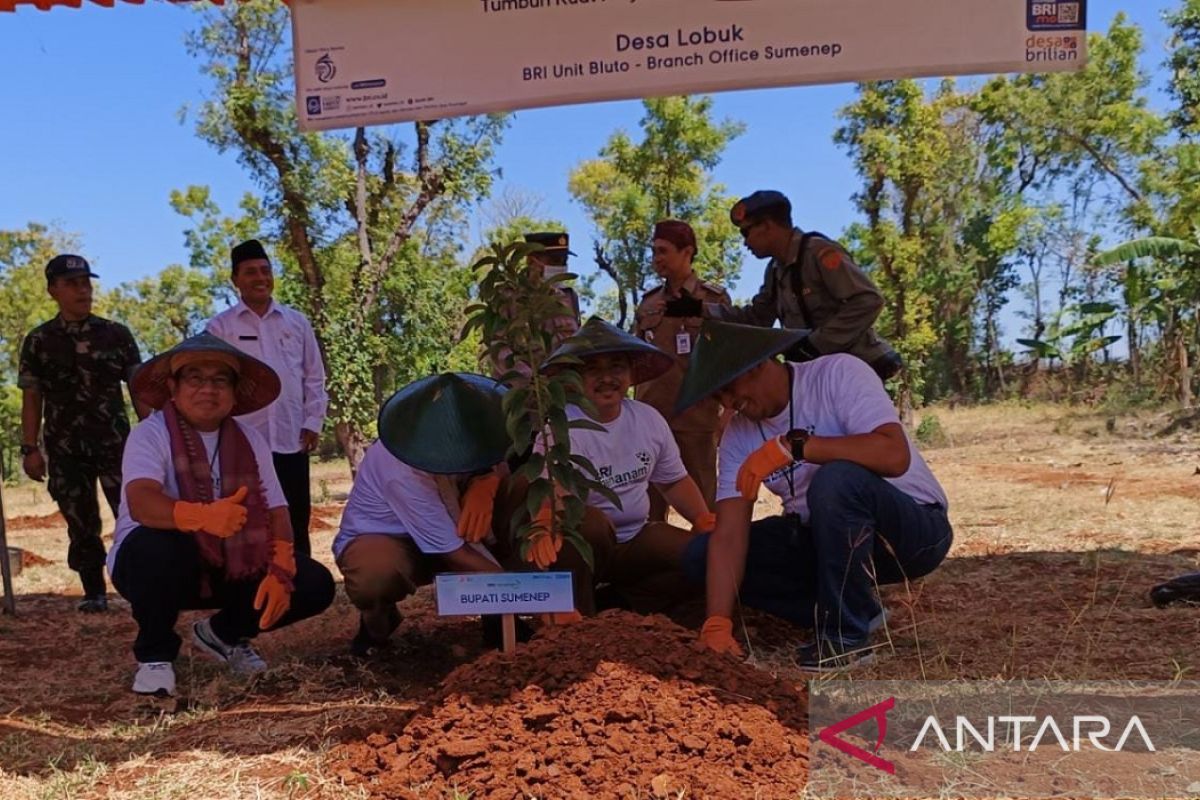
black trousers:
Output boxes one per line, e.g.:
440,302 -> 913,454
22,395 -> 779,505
111,527 -> 335,663
272,451 -> 312,556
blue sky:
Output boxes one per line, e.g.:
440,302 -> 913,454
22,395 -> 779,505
0,1 -> 1178,306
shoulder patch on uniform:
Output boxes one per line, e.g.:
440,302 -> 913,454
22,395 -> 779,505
818,246 -> 843,271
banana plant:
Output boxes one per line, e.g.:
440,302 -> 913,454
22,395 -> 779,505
1095,235 -> 1200,407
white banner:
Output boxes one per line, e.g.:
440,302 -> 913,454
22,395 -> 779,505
291,0 -> 1087,131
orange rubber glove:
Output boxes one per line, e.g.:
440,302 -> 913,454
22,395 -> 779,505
254,540 -> 295,630
698,616 -> 744,657
691,511 -> 717,534
524,504 -> 561,570
173,486 -> 249,538
457,474 -> 501,543
735,437 -> 792,501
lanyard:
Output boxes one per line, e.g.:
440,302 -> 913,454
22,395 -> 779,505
755,363 -> 797,501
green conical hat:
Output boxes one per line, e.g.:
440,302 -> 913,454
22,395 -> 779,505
541,316 -> 674,385
378,372 -> 510,474
674,320 -> 808,415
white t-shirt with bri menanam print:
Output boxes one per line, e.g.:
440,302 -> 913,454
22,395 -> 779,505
717,355 -> 948,522
557,399 -> 688,543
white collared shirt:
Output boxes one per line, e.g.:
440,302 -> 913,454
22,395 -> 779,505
206,299 -> 328,454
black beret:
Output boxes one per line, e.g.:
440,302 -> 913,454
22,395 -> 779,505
730,190 -> 791,225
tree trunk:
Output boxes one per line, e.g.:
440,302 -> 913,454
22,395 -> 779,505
334,421 -> 370,476
1127,316 -> 1140,385
1178,331 -> 1194,409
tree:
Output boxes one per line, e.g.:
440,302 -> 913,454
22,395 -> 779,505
1095,236 -> 1200,407
101,264 -> 223,357
0,224 -> 78,478
464,242 -> 616,568
974,16 -> 1164,207
183,0 -> 506,469
568,97 -> 744,327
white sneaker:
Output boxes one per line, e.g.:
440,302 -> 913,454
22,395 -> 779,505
132,662 -> 176,696
192,618 -> 268,675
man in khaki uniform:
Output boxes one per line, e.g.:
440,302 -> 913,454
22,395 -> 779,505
714,190 -> 902,380
634,220 -> 731,519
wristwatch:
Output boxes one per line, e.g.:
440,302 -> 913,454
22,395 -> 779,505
19,444 -> 39,457
783,429 -> 810,462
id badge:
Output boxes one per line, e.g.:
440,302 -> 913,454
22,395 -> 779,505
675,332 -> 692,355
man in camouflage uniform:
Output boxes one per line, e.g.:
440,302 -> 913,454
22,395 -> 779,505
708,190 -> 903,381
634,220 -> 731,519
19,254 -> 145,612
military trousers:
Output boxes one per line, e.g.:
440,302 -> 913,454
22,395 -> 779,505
47,442 -> 123,589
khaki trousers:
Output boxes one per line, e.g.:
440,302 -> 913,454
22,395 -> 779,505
336,535 -> 434,641
610,521 -> 699,614
648,429 -> 718,521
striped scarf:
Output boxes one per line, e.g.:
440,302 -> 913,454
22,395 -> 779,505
164,401 -> 277,582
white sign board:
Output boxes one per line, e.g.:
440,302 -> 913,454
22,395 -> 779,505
291,0 -> 1087,131
435,571 -> 575,616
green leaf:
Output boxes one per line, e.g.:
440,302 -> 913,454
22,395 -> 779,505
1016,338 -> 1062,359
1095,237 -> 1200,265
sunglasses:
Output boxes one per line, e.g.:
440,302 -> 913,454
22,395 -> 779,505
739,220 -> 765,240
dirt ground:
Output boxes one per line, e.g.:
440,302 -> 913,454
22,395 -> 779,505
0,403 -> 1197,799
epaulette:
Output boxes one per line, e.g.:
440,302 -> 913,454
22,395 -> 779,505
698,279 -> 728,296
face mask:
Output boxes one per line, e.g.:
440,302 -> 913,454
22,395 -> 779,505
542,264 -> 568,279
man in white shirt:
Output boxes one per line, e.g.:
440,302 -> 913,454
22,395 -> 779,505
207,239 -> 328,556
110,333 -> 335,697
528,317 -> 716,614
333,372 -> 520,656
676,320 -> 953,670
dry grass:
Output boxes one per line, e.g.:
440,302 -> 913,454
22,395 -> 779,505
1,402 -> 1198,798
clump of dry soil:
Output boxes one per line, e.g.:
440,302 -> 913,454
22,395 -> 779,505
331,611 -> 808,799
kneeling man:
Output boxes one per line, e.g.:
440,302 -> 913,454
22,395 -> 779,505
110,333 -> 335,697
530,317 -> 715,614
677,321 -> 952,669
333,373 -> 513,656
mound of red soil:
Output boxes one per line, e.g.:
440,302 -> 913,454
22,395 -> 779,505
332,611 -> 808,799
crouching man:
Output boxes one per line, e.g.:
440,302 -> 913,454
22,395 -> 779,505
526,317 -> 716,615
677,321 -> 953,670
333,373 -> 515,657
109,333 -> 336,697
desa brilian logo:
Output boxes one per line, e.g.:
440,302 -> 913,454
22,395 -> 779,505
315,54 -> 337,83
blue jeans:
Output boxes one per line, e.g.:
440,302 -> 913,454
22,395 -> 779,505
683,461 -> 953,646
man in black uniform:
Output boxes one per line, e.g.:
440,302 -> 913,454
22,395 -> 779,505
19,254 -> 145,612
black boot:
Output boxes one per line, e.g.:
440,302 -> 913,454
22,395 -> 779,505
78,568 -> 108,613
1150,572 -> 1200,608
349,617 -> 393,658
